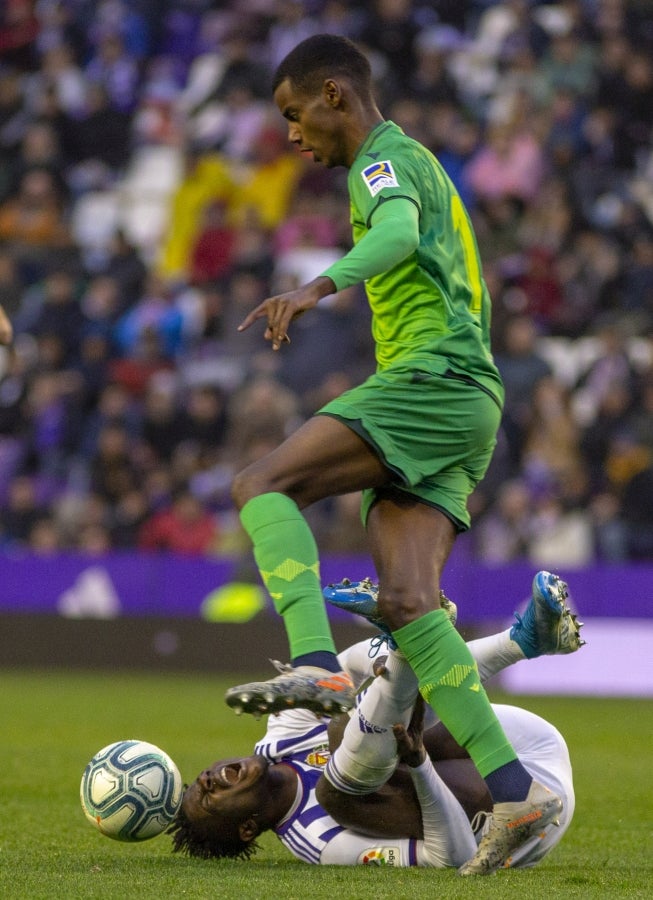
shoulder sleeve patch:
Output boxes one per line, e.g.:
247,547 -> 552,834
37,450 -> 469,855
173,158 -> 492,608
361,160 -> 399,197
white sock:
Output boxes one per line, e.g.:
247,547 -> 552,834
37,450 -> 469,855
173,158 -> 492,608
466,629 -> 526,682
336,637 -> 384,691
324,650 -> 418,794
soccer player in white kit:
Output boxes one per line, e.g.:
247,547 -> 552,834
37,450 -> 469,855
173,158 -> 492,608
171,571 -> 581,870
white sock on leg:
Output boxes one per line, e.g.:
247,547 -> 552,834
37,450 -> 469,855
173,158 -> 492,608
324,650 -> 419,794
466,629 -> 525,682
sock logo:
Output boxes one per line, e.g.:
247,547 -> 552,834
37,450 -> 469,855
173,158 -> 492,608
437,662 -> 477,688
357,712 -> 387,734
420,661 -> 481,704
260,558 -> 320,585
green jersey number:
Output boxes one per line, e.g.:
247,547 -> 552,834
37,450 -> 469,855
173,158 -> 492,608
451,194 -> 483,317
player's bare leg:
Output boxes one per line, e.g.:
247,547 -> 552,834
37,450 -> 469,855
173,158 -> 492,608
366,494 -> 564,875
227,416 -> 388,717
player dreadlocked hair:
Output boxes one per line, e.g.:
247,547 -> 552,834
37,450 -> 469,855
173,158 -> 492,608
167,799 -> 261,862
272,33 -> 373,99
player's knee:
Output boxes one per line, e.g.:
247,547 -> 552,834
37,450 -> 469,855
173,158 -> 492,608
230,468 -> 251,510
377,583 -> 435,630
231,464 -> 270,510
231,462 -> 312,510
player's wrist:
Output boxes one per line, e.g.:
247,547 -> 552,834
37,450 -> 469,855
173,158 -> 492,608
406,748 -> 428,769
309,274 -> 338,299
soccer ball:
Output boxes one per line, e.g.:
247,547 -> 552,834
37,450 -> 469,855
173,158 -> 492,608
80,739 -> 183,842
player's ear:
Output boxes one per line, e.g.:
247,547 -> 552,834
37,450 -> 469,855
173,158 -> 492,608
239,818 -> 260,842
323,78 -> 343,108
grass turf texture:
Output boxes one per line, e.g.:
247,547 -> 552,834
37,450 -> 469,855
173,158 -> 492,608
1,670 -> 651,900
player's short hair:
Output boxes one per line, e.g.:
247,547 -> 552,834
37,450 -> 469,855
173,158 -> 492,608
272,33 -> 372,98
167,800 -> 260,861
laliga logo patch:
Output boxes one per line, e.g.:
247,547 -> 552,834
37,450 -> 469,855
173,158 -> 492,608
359,847 -> 399,866
361,160 -> 399,196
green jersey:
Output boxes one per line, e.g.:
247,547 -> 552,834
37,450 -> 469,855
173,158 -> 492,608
343,121 -> 503,407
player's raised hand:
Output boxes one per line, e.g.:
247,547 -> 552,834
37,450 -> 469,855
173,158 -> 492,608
237,276 -> 335,350
393,695 -> 426,768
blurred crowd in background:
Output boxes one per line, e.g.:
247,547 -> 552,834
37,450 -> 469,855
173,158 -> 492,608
0,0 -> 652,567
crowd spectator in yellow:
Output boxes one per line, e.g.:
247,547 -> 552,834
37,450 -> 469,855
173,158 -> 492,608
229,124 -> 306,230
158,124 -> 305,281
157,147 -> 234,281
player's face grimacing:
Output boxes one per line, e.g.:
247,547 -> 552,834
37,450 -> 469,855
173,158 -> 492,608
274,77 -> 348,168
182,754 -> 270,827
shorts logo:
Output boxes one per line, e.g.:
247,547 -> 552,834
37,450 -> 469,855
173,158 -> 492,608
361,160 -> 399,196
359,847 -> 398,866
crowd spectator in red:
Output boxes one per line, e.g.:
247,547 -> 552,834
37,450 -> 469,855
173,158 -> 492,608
189,200 -> 235,284
138,489 -> 219,555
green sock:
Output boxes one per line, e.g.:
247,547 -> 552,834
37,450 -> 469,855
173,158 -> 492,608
393,609 -> 517,777
240,493 -> 337,659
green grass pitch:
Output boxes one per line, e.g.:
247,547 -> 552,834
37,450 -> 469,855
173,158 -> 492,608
1,668 -> 651,900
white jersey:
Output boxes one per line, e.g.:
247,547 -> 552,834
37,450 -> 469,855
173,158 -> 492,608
255,708 -> 418,866
254,700 -> 574,869
255,706 -> 475,867
274,754 -> 346,864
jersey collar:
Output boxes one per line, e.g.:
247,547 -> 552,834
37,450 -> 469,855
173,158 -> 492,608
355,120 -> 400,162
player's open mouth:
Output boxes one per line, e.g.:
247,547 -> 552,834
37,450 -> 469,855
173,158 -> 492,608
218,763 -> 242,785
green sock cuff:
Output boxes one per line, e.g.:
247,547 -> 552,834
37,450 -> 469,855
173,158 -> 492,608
392,608 -> 445,645
240,493 -> 303,537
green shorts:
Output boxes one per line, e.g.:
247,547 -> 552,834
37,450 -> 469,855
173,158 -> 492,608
318,361 -> 502,532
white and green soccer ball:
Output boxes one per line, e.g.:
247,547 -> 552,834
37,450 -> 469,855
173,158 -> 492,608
80,740 -> 183,842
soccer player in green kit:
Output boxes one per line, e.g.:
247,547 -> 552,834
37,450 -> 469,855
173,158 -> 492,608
227,34 -> 564,875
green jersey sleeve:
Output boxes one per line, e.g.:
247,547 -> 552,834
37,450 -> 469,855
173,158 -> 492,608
321,197 -> 419,292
